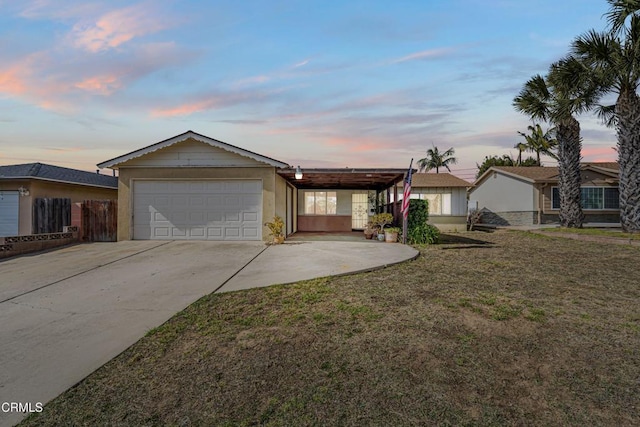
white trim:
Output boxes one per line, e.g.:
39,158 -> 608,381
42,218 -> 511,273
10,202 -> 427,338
98,131 -> 290,169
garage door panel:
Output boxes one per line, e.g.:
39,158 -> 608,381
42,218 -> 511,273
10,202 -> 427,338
242,227 -> 259,238
242,181 -> 262,193
243,212 -> 258,222
190,196 -> 205,207
205,182 -> 224,192
225,228 -> 240,238
207,227 -> 223,238
133,180 -> 262,241
207,211 -> 223,221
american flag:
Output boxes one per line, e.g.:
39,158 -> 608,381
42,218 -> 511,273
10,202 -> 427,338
401,160 -> 413,219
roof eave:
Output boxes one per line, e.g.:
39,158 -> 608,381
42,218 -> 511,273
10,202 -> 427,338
98,131 -> 290,169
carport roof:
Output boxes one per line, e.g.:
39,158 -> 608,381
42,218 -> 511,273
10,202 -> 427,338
278,168 -> 411,190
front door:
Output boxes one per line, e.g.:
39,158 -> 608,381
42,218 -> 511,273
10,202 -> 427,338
351,193 -> 368,230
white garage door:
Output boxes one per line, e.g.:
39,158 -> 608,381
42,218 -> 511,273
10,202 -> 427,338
133,180 -> 262,240
0,191 -> 19,237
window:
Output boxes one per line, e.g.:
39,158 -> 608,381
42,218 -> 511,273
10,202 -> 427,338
604,188 -> 620,209
552,187 -> 619,210
304,191 -> 337,215
415,193 -> 452,215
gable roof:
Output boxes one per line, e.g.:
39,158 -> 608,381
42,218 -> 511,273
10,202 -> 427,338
398,173 -> 471,188
97,130 -> 290,169
0,163 -> 118,189
475,162 -> 620,186
491,166 -> 559,182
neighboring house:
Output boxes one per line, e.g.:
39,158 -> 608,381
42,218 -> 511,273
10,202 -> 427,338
469,162 -> 620,226
98,131 -> 408,241
0,163 -> 118,236
397,173 -> 471,231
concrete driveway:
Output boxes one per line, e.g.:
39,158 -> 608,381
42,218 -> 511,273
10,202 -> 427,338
0,239 -> 417,426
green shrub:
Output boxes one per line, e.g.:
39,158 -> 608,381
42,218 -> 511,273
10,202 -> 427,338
407,223 -> 440,244
407,199 -> 429,229
406,199 -> 439,244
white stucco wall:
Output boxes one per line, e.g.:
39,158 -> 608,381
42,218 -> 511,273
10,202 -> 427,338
469,172 -> 535,212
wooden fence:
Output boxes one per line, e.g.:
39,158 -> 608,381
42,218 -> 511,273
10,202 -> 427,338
82,200 -> 117,242
33,198 -> 71,234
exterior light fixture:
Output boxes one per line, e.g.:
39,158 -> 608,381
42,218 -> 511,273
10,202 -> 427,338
294,166 -> 303,180
18,186 -> 29,196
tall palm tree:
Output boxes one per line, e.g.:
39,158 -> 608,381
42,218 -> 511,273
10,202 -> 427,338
418,146 -> 457,173
517,124 -> 558,165
513,58 -> 601,228
570,4 -> 640,232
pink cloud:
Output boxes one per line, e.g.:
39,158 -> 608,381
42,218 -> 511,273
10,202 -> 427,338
0,65 -> 28,96
582,146 -> 617,162
392,47 -> 458,64
74,75 -> 122,95
151,100 -> 218,117
70,1 -> 174,53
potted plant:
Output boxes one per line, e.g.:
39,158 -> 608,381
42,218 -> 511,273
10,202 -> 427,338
363,221 -> 376,239
384,227 -> 400,243
264,215 -> 285,244
370,213 -> 393,241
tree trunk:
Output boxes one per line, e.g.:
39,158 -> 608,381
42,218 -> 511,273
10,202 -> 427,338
616,90 -> 640,233
556,118 -> 584,228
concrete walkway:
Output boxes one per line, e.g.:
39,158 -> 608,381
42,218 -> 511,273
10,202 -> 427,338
0,239 -> 417,427
220,240 -> 419,293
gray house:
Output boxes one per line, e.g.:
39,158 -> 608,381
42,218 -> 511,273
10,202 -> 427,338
469,163 -> 620,226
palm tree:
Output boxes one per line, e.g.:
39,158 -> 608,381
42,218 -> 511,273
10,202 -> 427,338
570,4 -> 640,232
516,124 -> 558,165
418,146 -> 457,173
514,141 -> 528,165
513,57 -> 601,228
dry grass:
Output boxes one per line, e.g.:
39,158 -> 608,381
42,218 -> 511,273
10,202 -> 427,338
22,231 -> 640,426
540,227 -> 640,240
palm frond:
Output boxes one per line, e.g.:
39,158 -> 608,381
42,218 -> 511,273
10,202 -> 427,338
513,75 -> 551,121
596,104 -> 617,127
606,0 -> 640,34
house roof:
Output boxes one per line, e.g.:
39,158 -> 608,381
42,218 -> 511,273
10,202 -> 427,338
399,173 -> 471,188
475,162 -> 620,186
491,166 -> 559,182
277,168 -> 411,191
0,163 -> 118,189
97,130 -> 290,169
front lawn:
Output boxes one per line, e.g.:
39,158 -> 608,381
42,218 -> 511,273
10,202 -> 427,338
23,231 -> 640,426
540,226 -> 640,240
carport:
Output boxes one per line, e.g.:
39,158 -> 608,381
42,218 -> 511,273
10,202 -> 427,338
277,168 -> 411,233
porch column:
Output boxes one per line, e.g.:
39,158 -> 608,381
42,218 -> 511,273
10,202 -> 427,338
393,183 -> 399,221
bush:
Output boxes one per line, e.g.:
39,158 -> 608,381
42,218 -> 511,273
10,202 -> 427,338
407,223 -> 440,244
406,199 -> 439,244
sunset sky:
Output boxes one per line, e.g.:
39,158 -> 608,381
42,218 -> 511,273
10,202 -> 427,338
0,0 -> 618,181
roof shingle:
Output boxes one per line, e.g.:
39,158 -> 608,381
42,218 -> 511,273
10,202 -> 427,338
0,163 -> 118,188
399,173 -> 471,188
